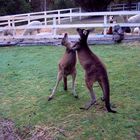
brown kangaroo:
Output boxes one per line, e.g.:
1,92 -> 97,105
48,33 -> 78,101
72,28 -> 116,113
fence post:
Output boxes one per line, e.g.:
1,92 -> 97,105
70,9 -> 72,22
53,17 -> 57,38
12,18 -> 16,37
104,15 -> 107,35
58,10 -> 61,24
79,7 -> 82,20
109,5 -> 112,11
8,19 -> 11,27
123,3 -> 124,11
138,2 -> 140,11
44,11 -> 47,25
28,14 -> 30,24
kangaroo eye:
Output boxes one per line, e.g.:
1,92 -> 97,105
83,30 -> 87,35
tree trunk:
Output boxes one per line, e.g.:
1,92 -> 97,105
128,0 -> 132,11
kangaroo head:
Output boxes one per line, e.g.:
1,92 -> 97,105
61,33 -> 73,51
77,28 -> 90,41
71,28 -> 94,51
61,33 -> 68,46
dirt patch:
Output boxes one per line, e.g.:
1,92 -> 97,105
0,118 -> 55,140
0,118 -> 20,140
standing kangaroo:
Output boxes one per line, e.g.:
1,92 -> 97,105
48,33 -> 78,101
72,28 -> 116,113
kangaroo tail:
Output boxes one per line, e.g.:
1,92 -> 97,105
63,77 -> 67,91
102,73 -> 117,113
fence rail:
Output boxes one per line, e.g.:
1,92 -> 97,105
0,7 -> 81,26
108,2 -> 140,11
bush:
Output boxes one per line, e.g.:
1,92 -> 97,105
0,0 -> 30,16
73,0 -> 112,12
49,0 -> 76,10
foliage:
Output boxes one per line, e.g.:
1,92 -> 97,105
73,0 -> 113,11
113,0 -> 139,3
29,0 -> 42,12
73,0 -> 140,11
49,0 -> 75,10
0,0 -> 139,15
30,0 -> 51,12
0,44 -> 140,139
30,0 -> 75,12
0,0 -> 30,16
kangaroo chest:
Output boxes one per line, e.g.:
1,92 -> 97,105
59,52 -> 76,75
77,49 -> 96,68
77,49 -> 106,77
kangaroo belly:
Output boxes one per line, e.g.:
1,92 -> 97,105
80,59 -> 107,81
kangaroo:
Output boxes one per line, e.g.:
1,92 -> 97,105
48,33 -> 78,101
71,28 -> 116,113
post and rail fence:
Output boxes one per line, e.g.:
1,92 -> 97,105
108,2 -> 140,11
0,3 -> 140,40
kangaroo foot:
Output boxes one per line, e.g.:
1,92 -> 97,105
80,100 -> 96,110
107,108 -> 117,113
48,96 -> 53,101
101,97 -> 105,101
74,95 -> 79,99
64,87 -> 67,91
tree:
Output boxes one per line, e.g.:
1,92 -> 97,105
30,0 -> 76,11
30,0 -> 54,11
73,0 -> 140,12
113,0 -> 139,3
0,0 -> 30,16
73,0 -> 113,12
49,0 -> 75,10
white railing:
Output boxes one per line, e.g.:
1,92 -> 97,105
0,7 -> 81,27
108,2 -> 140,11
0,10 -> 140,39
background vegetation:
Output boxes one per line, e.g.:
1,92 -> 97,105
0,0 -> 30,16
0,0 -> 139,16
0,44 -> 139,139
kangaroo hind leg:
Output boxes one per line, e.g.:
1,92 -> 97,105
98,80 -> 105,101
80,79 -> 96,110
48,72 -> 62,101
63,76 -> 67,91
71,71 -> 78,98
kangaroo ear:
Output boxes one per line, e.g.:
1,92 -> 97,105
61,33 -> 68,46
77,28 -> 82,32
64,33 -> 68,38
63,33 -> 68,40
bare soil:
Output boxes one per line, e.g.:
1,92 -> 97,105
0,118 -> 54,140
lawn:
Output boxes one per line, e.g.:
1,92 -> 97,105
0,43 -> 140,140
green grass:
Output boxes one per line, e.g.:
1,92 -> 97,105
0,44 -> 140,139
